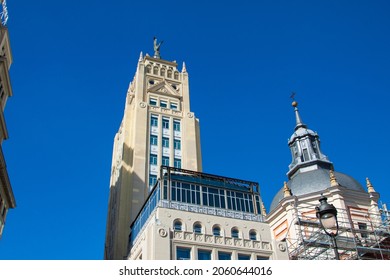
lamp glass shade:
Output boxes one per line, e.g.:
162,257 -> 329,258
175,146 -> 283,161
320,213 -> 337,229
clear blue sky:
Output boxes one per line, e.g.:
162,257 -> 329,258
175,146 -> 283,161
0,0 -> 389,259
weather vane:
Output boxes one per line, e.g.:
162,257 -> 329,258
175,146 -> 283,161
153,37 -> 163,59
0,0 -> 8,26
290,92 -> 298,107
290,92 -> 296,101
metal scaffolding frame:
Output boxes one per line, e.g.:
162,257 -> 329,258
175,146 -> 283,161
285,201 -> 390,260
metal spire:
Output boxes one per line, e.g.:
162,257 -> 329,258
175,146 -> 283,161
292,100 -> 307,130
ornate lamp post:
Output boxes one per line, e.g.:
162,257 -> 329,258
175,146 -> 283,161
315,195 -> 340,260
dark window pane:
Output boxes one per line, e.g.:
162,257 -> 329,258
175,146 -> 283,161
177,247 -> 191,260
198,250 -> 211,260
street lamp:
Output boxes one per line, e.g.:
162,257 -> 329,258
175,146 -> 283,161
315,195 -> 340,260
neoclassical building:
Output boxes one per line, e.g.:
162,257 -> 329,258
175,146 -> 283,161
266,101 -> 390,260
0,1 -> 15,239
127,166 -> 287,260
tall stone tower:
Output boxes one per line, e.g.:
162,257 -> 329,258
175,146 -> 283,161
104,40 -> 202,259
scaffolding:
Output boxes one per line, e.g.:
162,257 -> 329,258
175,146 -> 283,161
285,201 -> 390,260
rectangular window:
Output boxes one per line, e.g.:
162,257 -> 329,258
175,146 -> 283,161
150,135 -> 158,146
149,175 -> 157,187
358,222 -> 369,238
256,256 -> 269,260
174,159 -> 181,169
151,115 -> 158,127
149,98 -> 157,106
162,156 -> 169,166
162,137 -> 169,148
150,154 -> 157,165
238,254 -> 251,260
218,251 -> 231,260
163,118 -> 170,129
176,247 -> 191,260
160,100 -> 168,108
170,102 -> 178,110
198,250 -> 211,260
173,120 -> 181,131
174,139 -> 181,150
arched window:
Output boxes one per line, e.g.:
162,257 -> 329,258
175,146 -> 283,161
174,71 -> 179,80
174,220 -> 182,231
213,225 -> 221,236
153,66 -> 158,75
231,228 -> 239,239
193,223 -> 202,234
249,230 -> 257,241
160,68 -> 166,76
146,65 -> 151,74
167,70 -> 172,78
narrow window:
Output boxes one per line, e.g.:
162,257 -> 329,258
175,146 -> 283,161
174,139 -> 181,150
162,118 -> 170,129
173,120 -> 181,131
162,156 -> 169,166
174,158 -> 181,169
151,115 -> 158,127
150,154 -> 157,165
231,228 -> 239,239
170,102 -> 178,110
160,100 -> 168,108
358,222 -> 369,238
249,230 -> 257,241
149,175 -> 157,188
150,135 -> 158,146
193,223 -> 202,234
174,220 -> 182,231
149,98 -> 157,106
213,226 -> 221,236
162,137 -> 169,148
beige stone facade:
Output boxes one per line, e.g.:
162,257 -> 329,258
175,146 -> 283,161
0,22 -> 15,239
105,53 -> 202,259
127,166 -> 288,260
129,206 -> 288,260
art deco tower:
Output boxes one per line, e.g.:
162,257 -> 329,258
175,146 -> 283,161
104,41 -> 202,259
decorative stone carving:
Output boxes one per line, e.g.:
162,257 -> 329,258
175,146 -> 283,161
187,112 -> 194,118
278,243 -> 286,252
158,228 -> 167,238
139,102 -> 146,108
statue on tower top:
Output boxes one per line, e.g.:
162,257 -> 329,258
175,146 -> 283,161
153,37 -> 163,59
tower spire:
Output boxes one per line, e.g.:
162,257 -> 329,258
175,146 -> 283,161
292,100 -> 307,130
287,98 -> 333,179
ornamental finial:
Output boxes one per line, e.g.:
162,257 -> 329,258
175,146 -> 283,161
182,61 -> 187,73
366,177 -> 376,193
283,182 -> 292,198
329,170 -> 339,187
